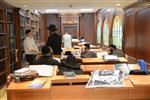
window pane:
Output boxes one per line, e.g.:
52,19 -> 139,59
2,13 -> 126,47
112,16 -> 122,49
103,20 -> 109,46
97,22 -> 101,44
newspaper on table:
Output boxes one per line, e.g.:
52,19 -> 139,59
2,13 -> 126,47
86,70 -> 124,88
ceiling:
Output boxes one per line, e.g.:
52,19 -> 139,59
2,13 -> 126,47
4,0 -> 137,14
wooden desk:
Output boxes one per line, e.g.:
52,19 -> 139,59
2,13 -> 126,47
82,57 -> 127,64
50,75 -> 134,100
81,64 -> 114,73
7,74 -> 150,100
129,75 -> 150,100
51,75 -> 91,100
7,77 -> 51,100
93,79 -> 134,100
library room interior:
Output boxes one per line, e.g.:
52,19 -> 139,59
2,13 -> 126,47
1,0 -> 150,100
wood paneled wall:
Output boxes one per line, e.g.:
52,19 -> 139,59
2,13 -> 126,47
41,14 -> 61,44
41,13 -> 95,44
80,13 -> 94,43
124,0 -> 150,63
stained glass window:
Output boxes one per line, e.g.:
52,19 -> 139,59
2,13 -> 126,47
112,16 -> 122,49
103,19 -> 109,46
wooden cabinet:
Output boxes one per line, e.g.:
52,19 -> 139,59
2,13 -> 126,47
0,9 -> 8,88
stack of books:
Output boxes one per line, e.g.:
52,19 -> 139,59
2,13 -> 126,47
14,68 -> 31,76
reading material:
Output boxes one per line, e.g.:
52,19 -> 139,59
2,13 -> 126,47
14,68 -> 31,76
28,79 -> 47,88
63,71 -> 76,79
29,65 -> 53,76
104,55 -> 118,61
86,70 -> 124,88
114,63 -> 130,76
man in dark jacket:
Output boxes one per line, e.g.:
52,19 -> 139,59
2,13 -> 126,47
46,24 -> 62,55
33,46 -> 60,66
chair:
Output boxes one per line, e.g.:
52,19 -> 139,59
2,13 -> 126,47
137,59 -> 147,72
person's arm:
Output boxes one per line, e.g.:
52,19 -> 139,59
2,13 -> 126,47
24,38 -> 38,54
46,37 -> 51,46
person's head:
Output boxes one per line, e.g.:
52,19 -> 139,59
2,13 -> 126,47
82,43 -> 90,52
47,24 -> 57,32
25,29 -> 33,36
108,44 -> 116,54
64,51 -> 72,55
42,46 -> 53,56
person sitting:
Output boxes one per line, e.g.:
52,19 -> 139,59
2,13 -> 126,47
81,43 -> 97,58
32,46 -> 60,66
107,44 -> 124,57
107,44 -> 116,55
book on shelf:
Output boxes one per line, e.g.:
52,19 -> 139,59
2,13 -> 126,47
63,71 -> 76,79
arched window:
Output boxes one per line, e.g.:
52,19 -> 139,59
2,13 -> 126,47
103,19 -> 109,46
97,21 -> 101,44
112,16 -> 122,49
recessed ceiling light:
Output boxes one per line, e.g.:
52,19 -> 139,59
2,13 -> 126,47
45,9 -> 58,13
80,9 -> 93,12
23,5 -> 27,8
116,3 -> 121,6
106,9 -> 111,12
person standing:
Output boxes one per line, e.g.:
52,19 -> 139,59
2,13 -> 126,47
23,29 -> 39,64
63,32 -> 72,48
46,24 -> 62,55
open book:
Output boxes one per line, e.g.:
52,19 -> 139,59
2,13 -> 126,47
29,65 -> 53,76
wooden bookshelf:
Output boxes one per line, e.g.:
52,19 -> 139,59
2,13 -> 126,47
0,8 -> 8,88
6,11 -> 17,73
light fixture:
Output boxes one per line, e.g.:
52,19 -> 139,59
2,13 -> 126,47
80,8 -> 93,12
106,9 -> 111,12
23,5 -> 27,8
116,3 -> 121,6
45,9 -> 58,13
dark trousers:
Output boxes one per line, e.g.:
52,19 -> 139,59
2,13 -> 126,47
25,54 -> 36,64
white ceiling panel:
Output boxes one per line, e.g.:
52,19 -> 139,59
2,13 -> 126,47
4,0 -> 137,13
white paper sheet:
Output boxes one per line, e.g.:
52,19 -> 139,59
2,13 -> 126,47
29,65 -> 53,76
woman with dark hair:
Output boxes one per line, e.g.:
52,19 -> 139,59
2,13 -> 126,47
46,24 -> 62,55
